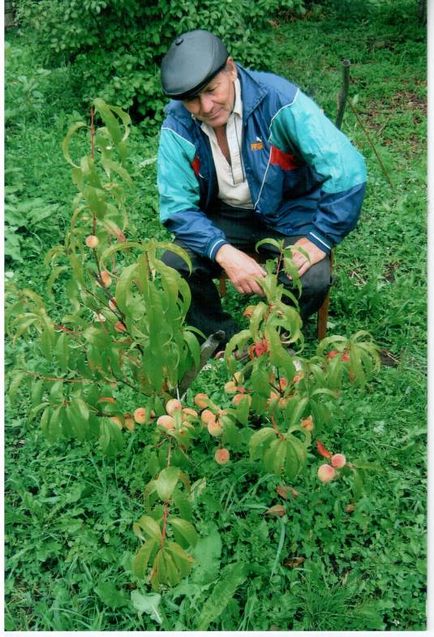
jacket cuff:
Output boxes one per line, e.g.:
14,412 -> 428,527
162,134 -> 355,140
207,238 -> 229,261
307,230 -> 333,254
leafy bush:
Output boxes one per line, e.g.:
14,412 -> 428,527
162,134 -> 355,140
13,0 -> 306,126
6,100 -> 382,593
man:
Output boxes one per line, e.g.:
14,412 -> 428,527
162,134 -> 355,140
157,29 -> 366,344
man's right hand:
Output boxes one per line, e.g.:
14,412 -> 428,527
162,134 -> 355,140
215,244 -> 267,296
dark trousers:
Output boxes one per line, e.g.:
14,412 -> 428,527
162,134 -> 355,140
162,205 -> 332,343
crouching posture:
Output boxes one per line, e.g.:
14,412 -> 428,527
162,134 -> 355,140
157,29 -> 366,344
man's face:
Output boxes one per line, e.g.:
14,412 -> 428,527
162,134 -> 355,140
182,58 -> 237,128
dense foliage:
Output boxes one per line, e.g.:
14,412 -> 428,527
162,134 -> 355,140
12,0 -> 305,124
5,0 -> 426,630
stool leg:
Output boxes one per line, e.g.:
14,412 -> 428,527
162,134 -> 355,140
317,292 -> 330,340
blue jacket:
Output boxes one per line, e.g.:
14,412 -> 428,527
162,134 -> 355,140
157,64 -> 366,260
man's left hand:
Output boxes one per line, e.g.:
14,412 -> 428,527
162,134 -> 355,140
290,237 -> 327,277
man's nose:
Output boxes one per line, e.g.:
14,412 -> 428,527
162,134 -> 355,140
199,94 -> 214,113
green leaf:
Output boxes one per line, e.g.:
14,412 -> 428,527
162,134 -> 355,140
249,427 -> 276,460
8,371 -> 27,403
62,121 -> 87,167
154,466 -> 181,502
284,434 -> 307,480
170,518 -> 198,549
191,526 -> 222,585
130,590 -> 163,625
98,418 -> 124,456
132,538 -> 158,579
195,562 -> 247,630
54,332 -> 69,372
263,437 -> 287,474
133,515 -> 162,541
95,581 -> 128,609
165,541 -> 194,578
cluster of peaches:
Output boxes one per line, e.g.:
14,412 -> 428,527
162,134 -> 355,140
110,394 -> 232,465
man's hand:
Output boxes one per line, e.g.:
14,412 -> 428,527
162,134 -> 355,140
215,244 -> 266,295
290,237 -> 327,277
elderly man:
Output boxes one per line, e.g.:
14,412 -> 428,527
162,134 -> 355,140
157,29 -> 366,344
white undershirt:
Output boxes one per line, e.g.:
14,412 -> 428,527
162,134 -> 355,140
200,79 -> 253,209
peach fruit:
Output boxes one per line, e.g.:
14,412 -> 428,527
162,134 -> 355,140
317,464 -> 336,483
85,234 -> 99,249
331,453 -> 347,469
214,448 -> 230,464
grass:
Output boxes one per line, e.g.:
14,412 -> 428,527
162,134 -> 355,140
4,0 -> 427,631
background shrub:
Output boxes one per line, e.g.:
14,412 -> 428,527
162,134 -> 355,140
13,0 -> 306,127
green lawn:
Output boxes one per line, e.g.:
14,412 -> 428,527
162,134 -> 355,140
4,1 -> 427,631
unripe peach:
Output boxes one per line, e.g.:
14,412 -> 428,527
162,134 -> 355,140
124,414 -> 135,432
100,270 -> 112,287
134,407 -> 148,424
268,390 -> 280,403
214,448 -> 230,464
317,464 -> 336,483
207,419 -> 223,437
301,416 -> 314,431
331,453 -> 346,469
194,392 -> 209,409
182,407 -> 198,418
85,234 -> 99,249
157,415 -> 175,431
166,398 -> 182,415
201,409 -> 216,426
224,381 -> 238,394
114,321 -> 126,333
110,416 -> 123,429
93,312 -> 106,323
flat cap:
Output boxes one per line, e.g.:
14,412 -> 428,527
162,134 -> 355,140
161,30 -> 229,100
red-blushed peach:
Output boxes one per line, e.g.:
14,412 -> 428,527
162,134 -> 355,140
232,393 -> 251,407
279,377 -> 288,391
341,351 -> 350,362
200,409 -> 216,426
331,453 -> 347,468
100,270 -> 112,287
108,297 -> 117,311
166,398 -> 182,416
194,392 -> 209,409
157,415 -> 175,431
85,234 -> 99,249
317,464 -> 336,483
207,419 -> 223,437
214,448 -> 230,464
133,407 -> 148,424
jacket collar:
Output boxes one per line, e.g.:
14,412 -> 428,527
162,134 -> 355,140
164,64 -> 267,127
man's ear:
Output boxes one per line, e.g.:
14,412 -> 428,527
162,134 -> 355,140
226,57 -> 237,81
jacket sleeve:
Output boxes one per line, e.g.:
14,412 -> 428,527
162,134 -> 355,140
157,126 -> 228,260
269,89 -> 367,252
